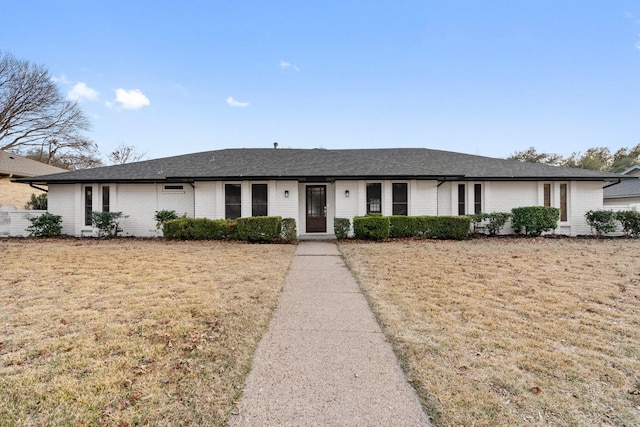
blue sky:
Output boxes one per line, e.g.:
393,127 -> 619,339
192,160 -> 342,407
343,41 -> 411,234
2,1 -> 640,161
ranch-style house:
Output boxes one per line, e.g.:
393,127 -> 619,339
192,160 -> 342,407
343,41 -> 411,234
18,147 -> 627,237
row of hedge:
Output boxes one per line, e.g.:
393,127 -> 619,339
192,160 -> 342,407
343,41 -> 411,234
335,215 -> 472,240
162,216 -> 297,242
585,209 -> 640,237
471,206 -> 561,237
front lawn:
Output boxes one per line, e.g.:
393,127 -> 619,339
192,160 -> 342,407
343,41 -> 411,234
0,239 -> 295,426
340,238 -> 640,426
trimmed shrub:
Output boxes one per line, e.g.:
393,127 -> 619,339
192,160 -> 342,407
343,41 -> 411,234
511,206 -> 560,237
471,212 -> 511,235
163,218 -> 231,240
225,220 -> 240,240
389,215 -> 417,237
281,218 -> 297,242
470,213 -> 488,233
25,193 -> 47,210
353,215 -> 390,240
26,212 -> 62,237
236,216 -> 282,242
154,209 -> 180,230
584,210 -> 617,238
430,216 -> 471,240
334,218 -> 351,239
615,210 -> 640,237
486,212 -> 512,235
388,215 -> 470,240
91,211 -> 124,237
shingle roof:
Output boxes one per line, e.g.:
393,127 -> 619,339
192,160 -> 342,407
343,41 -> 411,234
603,179 -> 640,199
19,148 -> 625,184
0,150 -> 67,177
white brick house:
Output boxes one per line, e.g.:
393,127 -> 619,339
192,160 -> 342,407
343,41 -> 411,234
18,148 -> 626,237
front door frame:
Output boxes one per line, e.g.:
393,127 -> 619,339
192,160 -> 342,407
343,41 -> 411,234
306,185 -> 327,233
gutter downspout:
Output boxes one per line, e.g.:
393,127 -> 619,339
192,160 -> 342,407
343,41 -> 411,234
603,179 -> 621,189
29,183 -> 48,193
436,178 -> 446,216
189,182 -> 196,218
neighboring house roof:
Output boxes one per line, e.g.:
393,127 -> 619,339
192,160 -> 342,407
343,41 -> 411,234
604,179 -> 640,199
19,148 -> 625,184
0,150 -> 67,178
604,164 -> 640,199
620,165 -> 640,177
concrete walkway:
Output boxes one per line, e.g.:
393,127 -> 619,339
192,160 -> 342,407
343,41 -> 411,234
230,241 -> 430,426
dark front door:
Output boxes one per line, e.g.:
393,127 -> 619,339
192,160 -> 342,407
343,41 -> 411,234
306,185 -> 327,233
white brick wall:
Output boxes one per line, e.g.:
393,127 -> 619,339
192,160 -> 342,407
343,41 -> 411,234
0,210 -> 46,237
45,178 -> 607,238
604,197 -> 640,207
115,184 -> 195,236
569,181 -> 603,236
435,180 -> 603,236
48,184 -> 77,235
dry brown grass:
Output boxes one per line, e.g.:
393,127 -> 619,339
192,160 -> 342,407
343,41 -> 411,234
0,238 -> 295,426
340,238 -> 640,426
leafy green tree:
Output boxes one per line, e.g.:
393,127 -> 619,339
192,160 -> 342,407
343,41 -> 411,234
507,147 -> 563,165
24,193 -> 47,210
508,144 -> 640,172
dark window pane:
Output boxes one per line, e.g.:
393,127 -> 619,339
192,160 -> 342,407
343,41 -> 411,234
252,184 -> 268,217
458,184 -> 466,215
474,184 -> 482,214
226,205 -> 241,220
392,183 -> 408,216
544,184 -> 551,207
84,186 -> 93,226
225,184 -> 242,219
560,183 -> 567,221
102,186 -> 110,213
367,183 -> 382,214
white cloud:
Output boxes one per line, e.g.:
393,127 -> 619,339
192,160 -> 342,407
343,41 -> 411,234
280,60 -> 300,72
51,74 -> 73,85
114,88 -> 150,110
67,82 -> 99,102
636,40 -> 640,49
226,96 -> 250,108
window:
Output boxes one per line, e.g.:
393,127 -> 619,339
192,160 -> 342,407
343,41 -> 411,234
366,183 -> 382,214
458,184 -> 466,215
102,186 -> 110,212
474,184 -> 482,214
543,184 -> 551,207
392,183 -> 408,215
84,186 -> 93,226
560,183 -> 568,221
252,184 -> 268,217
225,184 -> 241,219
163,184 -> 184,191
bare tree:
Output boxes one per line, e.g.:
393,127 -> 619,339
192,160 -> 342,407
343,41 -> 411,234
107,143 -> 146,165
0,51 -> 98,169
25,139 -> 103,170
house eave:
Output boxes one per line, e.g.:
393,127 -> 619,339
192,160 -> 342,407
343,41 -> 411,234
18,174 -> 624,186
